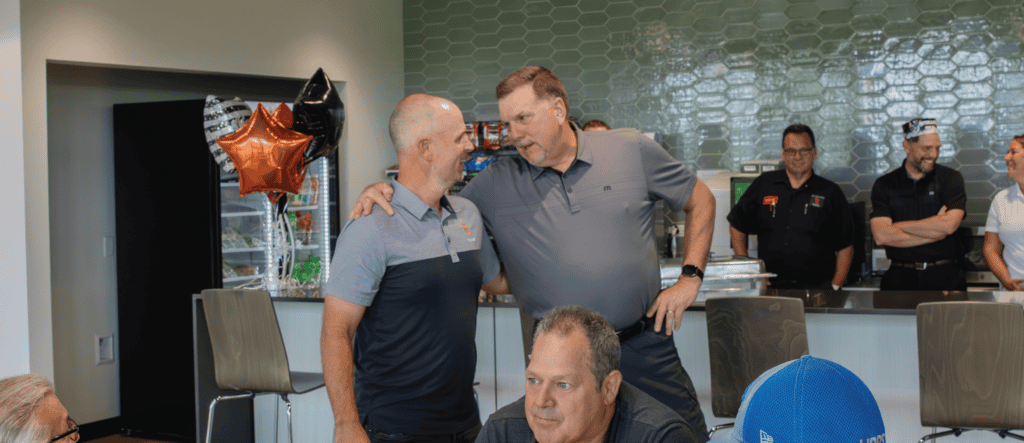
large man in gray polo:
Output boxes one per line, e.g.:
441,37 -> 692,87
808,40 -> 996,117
320,94 -> 507,443
352,67 -> 716,440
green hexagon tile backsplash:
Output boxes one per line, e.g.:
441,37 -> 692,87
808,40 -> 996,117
403,0 -> 1024,224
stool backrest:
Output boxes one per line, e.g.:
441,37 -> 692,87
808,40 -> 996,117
917,301 -> 1024,428
201,289 -> 293,393
706,296 -> 809,418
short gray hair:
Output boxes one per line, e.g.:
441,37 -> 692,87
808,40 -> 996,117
0,374 -> 54,443
534,306 -> 620,389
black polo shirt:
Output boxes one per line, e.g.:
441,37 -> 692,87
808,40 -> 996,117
870,161 -> 966,263
727,170 -> 853,286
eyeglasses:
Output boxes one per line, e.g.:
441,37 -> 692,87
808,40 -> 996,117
50,418 -> 79,443
783,148 -> 814,157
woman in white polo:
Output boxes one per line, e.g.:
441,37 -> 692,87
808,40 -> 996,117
984,134 -> 1024,291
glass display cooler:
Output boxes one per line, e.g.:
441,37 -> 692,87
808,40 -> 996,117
218,156 -> 338,297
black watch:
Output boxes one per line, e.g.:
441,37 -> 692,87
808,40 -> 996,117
681,264 -> 704,280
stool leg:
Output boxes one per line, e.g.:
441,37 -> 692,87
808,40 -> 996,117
280,393 -> 293,443
992,430 -> 1024,441
205,393 -> 254,443
708,423 -> 734,438
919,428 -> 968,443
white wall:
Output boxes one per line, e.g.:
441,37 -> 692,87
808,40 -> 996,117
21,0 -> 403,423
0,0 -> 30,378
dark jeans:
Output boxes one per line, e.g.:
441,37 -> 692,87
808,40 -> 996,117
620,320 -> 710,443
365,422 -> 481,443
881,263 -> 966,291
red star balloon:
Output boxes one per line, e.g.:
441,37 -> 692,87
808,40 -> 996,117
217,103 -> 313,200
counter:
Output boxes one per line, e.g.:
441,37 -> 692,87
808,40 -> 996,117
194,291 -> 1024,443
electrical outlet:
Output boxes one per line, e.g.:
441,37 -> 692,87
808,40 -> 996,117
95,334 -> 114,365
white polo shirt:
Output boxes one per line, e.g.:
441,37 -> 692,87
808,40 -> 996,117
986,183 -> 1024,290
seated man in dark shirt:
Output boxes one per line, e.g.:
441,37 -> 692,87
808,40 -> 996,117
477,306 -> 699,443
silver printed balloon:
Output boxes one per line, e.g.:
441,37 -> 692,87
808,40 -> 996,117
203,95 -> 252,173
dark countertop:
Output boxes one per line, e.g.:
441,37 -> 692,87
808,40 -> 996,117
258,288 -> 1024,316
477,290 -> 1024,315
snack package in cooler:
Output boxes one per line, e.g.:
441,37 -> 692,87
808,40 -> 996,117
465,122 -> 481,149
222,260 -> 238,278
465,152 -> 495,173
483,122 -> 502,149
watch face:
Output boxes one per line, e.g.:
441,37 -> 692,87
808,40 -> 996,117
682,265 -> 703,279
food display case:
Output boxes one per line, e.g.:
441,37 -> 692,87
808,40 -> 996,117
218,156 -> 338,296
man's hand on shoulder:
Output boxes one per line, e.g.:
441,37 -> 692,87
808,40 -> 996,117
646,276 -> 701,335
349,182 -> 396,219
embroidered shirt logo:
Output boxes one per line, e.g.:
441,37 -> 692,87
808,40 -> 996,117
763,196 -> 779,205
760,430 -> 773,443
460,221 -> 475,241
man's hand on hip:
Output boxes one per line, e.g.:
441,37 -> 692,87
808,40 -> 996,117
647,276 -> 701,335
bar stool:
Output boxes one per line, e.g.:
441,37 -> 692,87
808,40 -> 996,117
201,289 -> 325,443
917,301 -> 1024,442
705,296 -> 809,437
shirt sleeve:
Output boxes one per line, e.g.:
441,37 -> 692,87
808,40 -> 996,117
653,421 -> 700,443
459,163 -> 496,234
726,174 -> 764,234
473,417 -> 501,441
869,176 -> 891,219
637,131 -> 697,213
323,217 -> 386,306
480,221 -> 501,285
941,169 -> 967,212
986,191 -> 1002,234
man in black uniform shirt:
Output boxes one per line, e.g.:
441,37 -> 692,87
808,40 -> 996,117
727,124 -> 854,290
870,118 -> 967,290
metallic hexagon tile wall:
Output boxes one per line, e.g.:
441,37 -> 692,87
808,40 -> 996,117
404,0 -> 1024,224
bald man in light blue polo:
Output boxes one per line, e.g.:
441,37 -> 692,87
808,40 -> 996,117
320,94 -> 508,443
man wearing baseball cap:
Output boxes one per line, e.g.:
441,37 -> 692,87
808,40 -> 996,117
709,355 -> 886,443
869,118 -> 967,291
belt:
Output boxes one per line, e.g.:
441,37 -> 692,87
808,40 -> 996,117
616,317 -> 652,343
890,259 -> 955,270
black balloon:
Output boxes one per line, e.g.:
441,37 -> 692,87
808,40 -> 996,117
292,68 -> 344,166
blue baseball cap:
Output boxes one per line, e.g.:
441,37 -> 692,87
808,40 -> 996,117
711,355 -> 886,443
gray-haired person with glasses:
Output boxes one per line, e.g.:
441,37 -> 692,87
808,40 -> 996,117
0,374 -> 79,443
727,123 -> 855,290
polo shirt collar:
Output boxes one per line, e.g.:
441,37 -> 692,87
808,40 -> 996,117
390,178 -> 454,220
1010,182 -> 1024,202
527,121 -> 593,180
771,169 -> 819,188
899,159 -> 935,183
